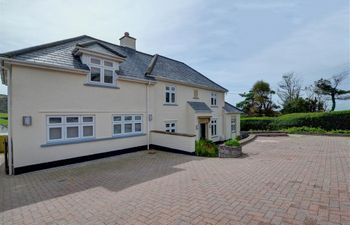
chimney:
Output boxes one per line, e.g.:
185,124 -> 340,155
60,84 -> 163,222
119,32 -> 136,49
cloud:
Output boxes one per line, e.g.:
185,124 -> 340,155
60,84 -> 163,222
0,0 -> 348,109
214,7 -> 349,109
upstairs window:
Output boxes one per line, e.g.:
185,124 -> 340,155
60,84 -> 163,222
89,57 -> 116,86
193,89 -> 199,99
165,86 -> 176,104
165,121 -> 176,133
211,92 -> 217,106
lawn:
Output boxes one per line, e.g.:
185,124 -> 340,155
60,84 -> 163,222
0,113 -> 8,126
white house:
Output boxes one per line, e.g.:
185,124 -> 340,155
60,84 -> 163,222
0,32 -> 242,175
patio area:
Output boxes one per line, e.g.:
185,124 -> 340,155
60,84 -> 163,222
0,135 -> 349,225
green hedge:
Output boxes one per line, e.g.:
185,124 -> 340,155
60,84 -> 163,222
282,127 -> 350,135
241,110 -> 350,131
240,117 -> 275,130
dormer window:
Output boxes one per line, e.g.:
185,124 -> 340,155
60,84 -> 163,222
88,57 -> 116,86
211,92 -> 217,106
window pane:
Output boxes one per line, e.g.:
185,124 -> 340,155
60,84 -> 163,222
83,126 -> 93,137
113,116 -> 122,122
66,116 -> 79,123
91,67 -> 101,82
49,117 -> 62,124
166,86 -> 170,91
67,126 -> 79,138
171,129 -> 175,133
124,123 -> 132,133
171,87 -> 176,91
134,116 -> 141,121
166,124 -> 170,128
104,61 -> 113,67
165,92 -> 170,103
171,93 -> 175,103
83,117 -> 93,123
135,123 -> 141,132
91,58 -> 101,64
114,124 -> 122,134
125,116 -> 132,121
194,90 -> 198,98
49,127 -> 62,140
104,69 -> 113,84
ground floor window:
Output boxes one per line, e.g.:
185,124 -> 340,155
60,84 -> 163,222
113,115 -> 143,136
231,116 -> 236,133
165,121 -> 176,133
47,115 -> 95,142
211,119 -> 217,136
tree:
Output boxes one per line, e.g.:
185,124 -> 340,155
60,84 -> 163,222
236,80 -> 278,116
236,91 -> 255,115
281,97 -> 324,113
277,72 -> 302,105
314,72 -> 350,111
304,85 -> 327,111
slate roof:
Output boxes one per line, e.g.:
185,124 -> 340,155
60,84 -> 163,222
223,102 -> 243,113
187,101 -> 212,113
0,35 -> 227,92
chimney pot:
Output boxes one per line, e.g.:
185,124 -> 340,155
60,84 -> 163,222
119,32 -> 136,50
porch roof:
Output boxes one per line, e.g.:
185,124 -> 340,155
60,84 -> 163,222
187,101 -> 212,113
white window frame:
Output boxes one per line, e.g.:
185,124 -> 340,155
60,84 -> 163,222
211,92 -> 217,106
211,118 -> 217,137
165,85 -> 176,104
112,114 -> 143,136
231,116 -> 236,133
47,115 -> 95,143
165,121 -> 176,133
88,57 -> 117,86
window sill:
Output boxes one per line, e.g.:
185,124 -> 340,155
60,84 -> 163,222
210,105 -> 218,108
84,83 -> 120,89
163,103 -> 178,106
41,133 -> 146,147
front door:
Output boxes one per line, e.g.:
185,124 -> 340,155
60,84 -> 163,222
200,123 -> 206,139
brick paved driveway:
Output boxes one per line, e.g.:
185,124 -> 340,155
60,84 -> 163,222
0,135 -> 349,225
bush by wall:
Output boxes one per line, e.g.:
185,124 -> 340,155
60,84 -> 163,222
282,127 -> 350,135
241,110 -> 350,131
224,139 -> 241,147
195,139 -> 218,157
240,117 -> 275,131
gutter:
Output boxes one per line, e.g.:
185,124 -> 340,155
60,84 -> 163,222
0,57 -> 89,75
155,76 -> 227,93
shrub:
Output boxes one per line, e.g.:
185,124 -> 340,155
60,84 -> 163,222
241,117 -> 275,131
224,139 -> 241,147
195,139 -> 218,157
283,126 -> 350,135
241,110 -> 350,131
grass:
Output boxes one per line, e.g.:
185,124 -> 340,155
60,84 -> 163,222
282,126 -> 350,135
0,113 -> 8,126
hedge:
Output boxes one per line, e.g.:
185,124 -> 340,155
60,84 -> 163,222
241,110 -> 350,131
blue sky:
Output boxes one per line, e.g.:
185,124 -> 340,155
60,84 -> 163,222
0,0 -> 349,109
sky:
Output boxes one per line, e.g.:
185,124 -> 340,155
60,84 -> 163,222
0,0 -> 349,110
